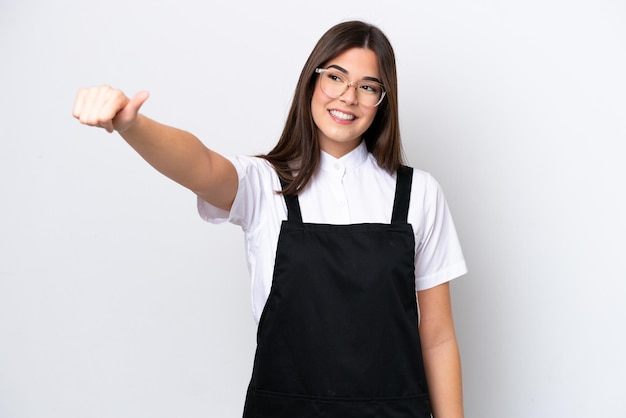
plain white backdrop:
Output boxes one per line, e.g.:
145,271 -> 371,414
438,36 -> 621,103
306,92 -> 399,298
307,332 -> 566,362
1,0 -> 625,417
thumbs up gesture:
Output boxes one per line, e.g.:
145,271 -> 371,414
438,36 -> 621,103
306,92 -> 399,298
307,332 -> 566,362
72,85 -> 150,133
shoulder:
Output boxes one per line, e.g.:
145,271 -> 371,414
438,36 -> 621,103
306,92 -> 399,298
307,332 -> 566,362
404,166 -> 453,232
198,155 -> 284,228
226,155 -> 283,196
230,155 -> 276,174
408,167 -> 444,203
358,156 -> 443,202
363,155 -> 437,185
228,155 -> 285,229
227,155 -> 281,190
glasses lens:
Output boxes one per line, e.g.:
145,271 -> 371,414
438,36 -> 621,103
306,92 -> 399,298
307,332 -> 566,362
319,70 -> 347,97
318,69 -> 384,107
357,81 -> 384,107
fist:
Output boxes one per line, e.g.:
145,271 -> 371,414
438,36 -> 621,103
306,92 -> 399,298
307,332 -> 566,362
72,85 -> 149,133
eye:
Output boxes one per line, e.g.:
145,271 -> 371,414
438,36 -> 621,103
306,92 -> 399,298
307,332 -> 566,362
327,72 -> 346,84
359,82 -> 381,95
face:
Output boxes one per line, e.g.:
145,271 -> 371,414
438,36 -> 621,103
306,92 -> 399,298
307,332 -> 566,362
311,47 -> 381,158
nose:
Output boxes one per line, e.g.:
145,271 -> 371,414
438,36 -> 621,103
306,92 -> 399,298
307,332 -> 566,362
339,82 -> 358,105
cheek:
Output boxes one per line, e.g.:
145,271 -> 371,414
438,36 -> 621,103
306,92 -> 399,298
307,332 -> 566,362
361,109 -> 378,130
311,85 -> 327,107
311,89 -> 328,125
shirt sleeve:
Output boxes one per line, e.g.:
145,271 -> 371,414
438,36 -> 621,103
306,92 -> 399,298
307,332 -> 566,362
196,155 -> 281,231
412,172 -> 467,291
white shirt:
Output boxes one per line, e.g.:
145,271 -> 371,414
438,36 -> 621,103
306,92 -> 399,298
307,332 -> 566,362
198,142 -> 467,323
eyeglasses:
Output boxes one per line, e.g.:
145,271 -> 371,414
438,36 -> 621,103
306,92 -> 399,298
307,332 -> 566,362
315,68 -> 386,108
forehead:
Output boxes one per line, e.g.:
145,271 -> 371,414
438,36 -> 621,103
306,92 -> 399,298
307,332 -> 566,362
324,47 -> 380,79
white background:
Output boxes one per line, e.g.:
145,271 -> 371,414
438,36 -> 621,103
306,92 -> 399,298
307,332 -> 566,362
1,0 -> 625,417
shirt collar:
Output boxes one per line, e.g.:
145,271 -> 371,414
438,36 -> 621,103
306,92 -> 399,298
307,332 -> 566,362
319,141 -> 368,177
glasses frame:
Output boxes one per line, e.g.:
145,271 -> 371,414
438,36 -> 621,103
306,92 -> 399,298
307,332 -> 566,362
315,68 -> 387,108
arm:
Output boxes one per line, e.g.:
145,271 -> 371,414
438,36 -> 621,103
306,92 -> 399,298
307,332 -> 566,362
72,85 -> 237,210
417,283 -> 464,418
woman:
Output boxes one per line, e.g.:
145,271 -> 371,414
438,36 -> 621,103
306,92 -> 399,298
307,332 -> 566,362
73,20 -> 466,418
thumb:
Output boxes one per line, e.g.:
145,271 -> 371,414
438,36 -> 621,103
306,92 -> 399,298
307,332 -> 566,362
113,90 -> 150,132
127,90 -> 150,114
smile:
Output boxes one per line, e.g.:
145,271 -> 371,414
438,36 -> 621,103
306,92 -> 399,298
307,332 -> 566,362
329,109 -> 356,121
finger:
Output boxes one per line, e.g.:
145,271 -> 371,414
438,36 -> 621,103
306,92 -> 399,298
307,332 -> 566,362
72,88 -> 87,119
101,119 -> 115,133
78,85 -> 107,126
127,90 -> 150,114
85,85 -> 128,131
74,86 -> 101,124
111,90 -> 149,132
94,85 -> 119,131
89,85 -> 116,127
114,90 -> 150,121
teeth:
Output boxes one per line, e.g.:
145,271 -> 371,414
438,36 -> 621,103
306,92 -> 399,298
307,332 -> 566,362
329,110 -> 355,121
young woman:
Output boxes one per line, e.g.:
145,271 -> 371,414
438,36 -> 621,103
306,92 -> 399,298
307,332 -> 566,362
73,20 -> 467,418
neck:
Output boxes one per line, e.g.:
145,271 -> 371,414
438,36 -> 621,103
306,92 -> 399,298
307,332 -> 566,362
319,139 -> 362,159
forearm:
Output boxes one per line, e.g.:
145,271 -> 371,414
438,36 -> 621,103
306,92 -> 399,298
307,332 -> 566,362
422,336 -> 464,418
120,114 -> 214,191
417,284 -> 464,418
120,114 -> 238,211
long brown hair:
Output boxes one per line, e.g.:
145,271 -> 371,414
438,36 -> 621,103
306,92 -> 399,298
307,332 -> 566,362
260,21 -> 403,195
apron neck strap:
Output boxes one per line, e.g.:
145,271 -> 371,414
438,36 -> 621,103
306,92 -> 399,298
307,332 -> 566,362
391,165 -> 414,224
279,176 -> 303,223
279,165 -> 413,225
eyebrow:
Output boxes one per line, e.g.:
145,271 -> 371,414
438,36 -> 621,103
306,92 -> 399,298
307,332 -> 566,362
326,64 -> 382,84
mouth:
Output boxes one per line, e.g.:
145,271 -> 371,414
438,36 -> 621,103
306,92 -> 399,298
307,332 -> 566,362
328,109 -> 356,121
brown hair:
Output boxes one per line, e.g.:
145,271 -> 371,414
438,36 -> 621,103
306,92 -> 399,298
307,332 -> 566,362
259,21 -> 403,195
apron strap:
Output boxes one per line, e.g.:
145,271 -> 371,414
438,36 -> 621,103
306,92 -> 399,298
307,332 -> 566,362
279,165 -> 413,225
279,176 -> 303,224
391,165 -> 414,224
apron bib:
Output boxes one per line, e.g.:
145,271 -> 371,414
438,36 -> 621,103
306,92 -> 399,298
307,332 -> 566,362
243,166 -> 431,417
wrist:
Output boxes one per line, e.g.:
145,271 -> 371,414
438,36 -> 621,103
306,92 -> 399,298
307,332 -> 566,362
118,113 -> 145,135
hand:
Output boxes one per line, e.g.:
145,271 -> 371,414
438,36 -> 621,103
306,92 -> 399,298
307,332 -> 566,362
72,85 -> 149,133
